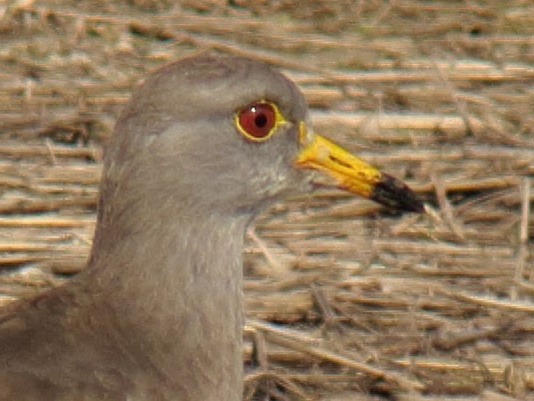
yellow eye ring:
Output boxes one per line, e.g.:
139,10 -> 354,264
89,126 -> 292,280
234,100 -> 287,142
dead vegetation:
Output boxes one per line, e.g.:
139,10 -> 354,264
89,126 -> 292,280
1,0 -> 534,399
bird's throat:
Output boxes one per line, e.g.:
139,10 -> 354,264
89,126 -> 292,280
82,211 -> 249,399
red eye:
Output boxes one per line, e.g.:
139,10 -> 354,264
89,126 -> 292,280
237,102 -> 277,141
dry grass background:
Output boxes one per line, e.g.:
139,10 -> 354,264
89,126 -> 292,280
1,0 -> 534,399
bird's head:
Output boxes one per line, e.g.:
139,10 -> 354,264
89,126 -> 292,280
101,55 -> 423,224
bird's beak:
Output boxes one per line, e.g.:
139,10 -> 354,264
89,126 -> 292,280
294,122 -> 424,213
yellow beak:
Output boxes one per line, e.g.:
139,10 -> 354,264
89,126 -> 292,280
294,123 -> 423,213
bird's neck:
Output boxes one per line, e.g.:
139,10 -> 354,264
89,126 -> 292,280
82,204 -> 250,400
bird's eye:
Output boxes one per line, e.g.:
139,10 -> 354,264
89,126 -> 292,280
235,102 -> 282,142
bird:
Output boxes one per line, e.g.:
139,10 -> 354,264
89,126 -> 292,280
0,54 -> 423,400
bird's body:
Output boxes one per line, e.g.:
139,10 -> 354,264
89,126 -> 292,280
0,55 -> 422,400
0,216 -> 246,400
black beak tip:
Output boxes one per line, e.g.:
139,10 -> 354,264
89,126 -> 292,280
370,173 -> 425,213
